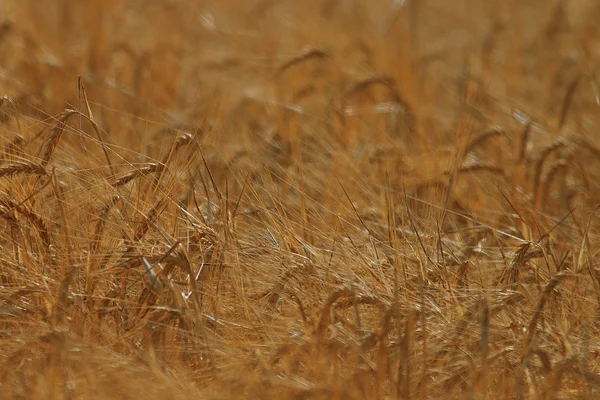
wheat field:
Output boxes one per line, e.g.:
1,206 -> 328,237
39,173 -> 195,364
1,0 -> 600,398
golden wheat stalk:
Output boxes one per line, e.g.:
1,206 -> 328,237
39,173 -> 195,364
111,162 -> 165,187
40,110 -> 76,166
0,161 -> 46,177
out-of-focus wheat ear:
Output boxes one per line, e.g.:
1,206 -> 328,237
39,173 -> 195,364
467,296 -> 492,397
342,75 -> 416,137
313,289 -> 353,343
51,266 -> 77,327
451,162 -> 505,179
51,168 -> 72,272
479,297 -> 490,366
590,64 -> 600,106
533,140 -> 566,206
375,307 -> 395,396
397,309 -> 417,399
77,76 -> 83,132
464,127 -> 504,156
558,75 -> 580,130
275,47 -> 336,102
252,264 -> 312,306
523,269 -> 570,354
2,134 -> 25,162
518,120 -> 533,164
0,95 -> 22,135
40,110 -> 78,167
0,347 -> 30,382
539,358 -> 575,398
536,158 -> 570,209
110,162 -> 165,187
276,47 -> 331,76
332,294 -> 386,313
0,161 -> 46,178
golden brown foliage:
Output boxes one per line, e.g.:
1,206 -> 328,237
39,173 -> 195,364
1,0 -> 600,398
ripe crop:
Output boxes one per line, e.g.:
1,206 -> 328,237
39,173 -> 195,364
1,1 -> 600,398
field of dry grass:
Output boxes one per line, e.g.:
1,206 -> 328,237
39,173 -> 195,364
1,0 -> 600,398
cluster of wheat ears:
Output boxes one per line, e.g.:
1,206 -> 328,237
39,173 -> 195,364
1,0 -> 600,399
